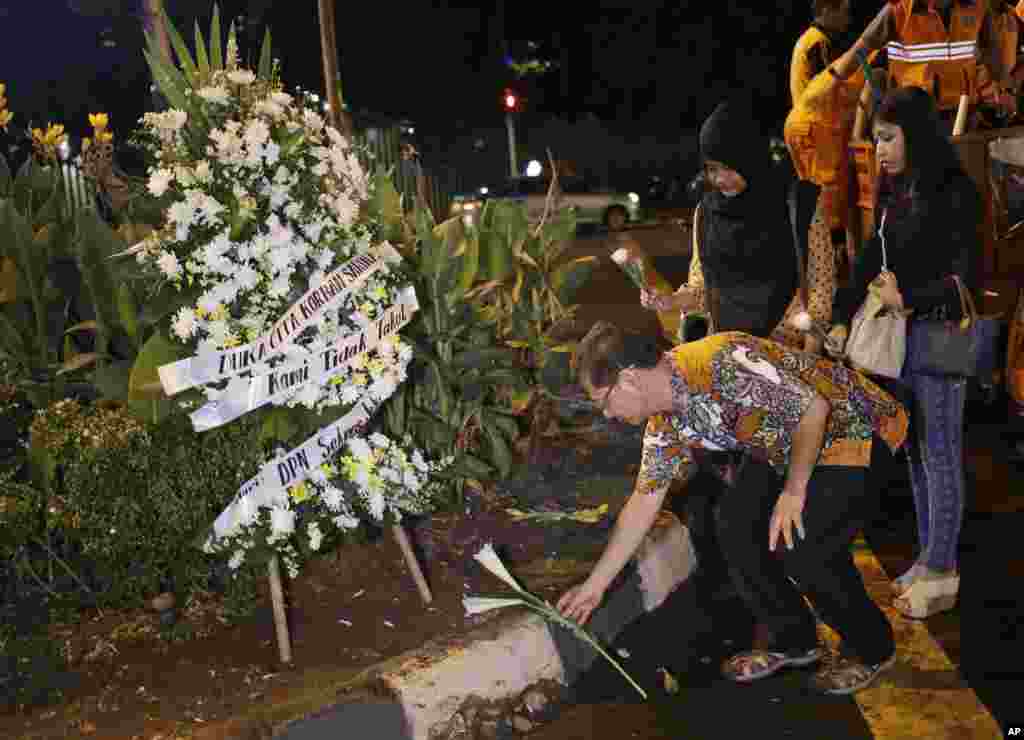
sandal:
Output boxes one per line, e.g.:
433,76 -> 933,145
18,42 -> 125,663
810,654 -> 896,695
893,573 -> 959,619
722,646 -> 824,683
889,563 -> 925,596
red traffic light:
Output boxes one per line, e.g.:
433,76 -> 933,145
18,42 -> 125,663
503,88 -> 518,111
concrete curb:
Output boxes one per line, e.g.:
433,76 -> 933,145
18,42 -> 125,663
276,512 -> 696,740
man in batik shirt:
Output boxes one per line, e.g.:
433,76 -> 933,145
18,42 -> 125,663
558,322 -> 908,695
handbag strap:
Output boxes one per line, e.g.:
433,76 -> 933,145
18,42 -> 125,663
878,208 -> 888,271
950,274 -> 979,328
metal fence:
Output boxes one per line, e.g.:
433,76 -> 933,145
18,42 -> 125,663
58,161 -> 97,215
354,125 -> 466,224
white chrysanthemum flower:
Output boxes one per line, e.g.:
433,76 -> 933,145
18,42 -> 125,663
197,86 -> 231,105
307,522 -> 323,552
321,486 -> 344,511
338,384 -> 361,405
264,141 -> 281,166
253,99 -> 284,119
171,307 -> 198,340
236,264 -> 260,291
156,251 -> 182,278
411,449 -> 429,473
365,488 -> 386,521
269,505 -> 296,539
147,168 -> 174,197
228,550 -> 245,571
348,437 -> 372,462
227,69 -> 256,85
194,160 -> 213,183
333,513 -> 359,530
473,543 -> 524,592
270,91 -> 293,107
369,432 -> 390,449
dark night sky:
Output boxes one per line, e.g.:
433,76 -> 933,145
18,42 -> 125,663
1,2 -> 879,164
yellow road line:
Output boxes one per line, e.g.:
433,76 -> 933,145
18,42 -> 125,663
817,545 -> 1003,739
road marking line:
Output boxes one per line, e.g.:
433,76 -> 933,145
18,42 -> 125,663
816,544 -> 1003,739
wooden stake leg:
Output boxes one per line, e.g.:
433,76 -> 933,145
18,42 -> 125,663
392,525 -> 432,604
267,554 -> 293,665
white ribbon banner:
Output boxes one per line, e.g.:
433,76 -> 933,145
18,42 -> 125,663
189,286 -> 419,433
158,242 -> 402,396
205,397 -> 378,548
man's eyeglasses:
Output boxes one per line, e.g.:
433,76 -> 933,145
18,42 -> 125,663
596,364 -> 634,416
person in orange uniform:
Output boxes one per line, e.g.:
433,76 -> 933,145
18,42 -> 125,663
786,0 -> 860,236
884,0 -> 1010,126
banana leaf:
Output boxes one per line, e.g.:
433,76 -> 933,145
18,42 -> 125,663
128,330 -> 187,401
0,153 -> 10,194
552,256 -> 598,306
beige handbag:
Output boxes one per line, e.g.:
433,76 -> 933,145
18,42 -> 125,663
845,209 -> 907,379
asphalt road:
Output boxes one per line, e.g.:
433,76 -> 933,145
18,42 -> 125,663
532,224 -> 1024,740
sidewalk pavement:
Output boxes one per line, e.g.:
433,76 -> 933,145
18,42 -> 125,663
267,512 -> 696,740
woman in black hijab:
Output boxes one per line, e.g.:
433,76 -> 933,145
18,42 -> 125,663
643,101 -> 798,337
640,101 -> 803,607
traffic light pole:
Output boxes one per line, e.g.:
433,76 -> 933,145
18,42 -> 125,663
505,112 -> 518,178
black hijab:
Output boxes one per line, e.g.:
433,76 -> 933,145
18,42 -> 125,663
698,101 -> 797,337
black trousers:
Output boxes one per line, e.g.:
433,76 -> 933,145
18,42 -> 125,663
714,460 -> 895,666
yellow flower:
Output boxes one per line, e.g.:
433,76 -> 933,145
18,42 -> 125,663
288,481 -> 311,504
88,112 -> 109,131
81,137 -> 92,152
0,110 -> 11,131
31,123 -> 67,159
209,304 -> 228,321
0,83 -> 6,97
95,130 -> 113,144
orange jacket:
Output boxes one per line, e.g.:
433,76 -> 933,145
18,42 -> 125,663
785,26 -> 869,228
977,2 -> 1019,101
887,0 -> 991,111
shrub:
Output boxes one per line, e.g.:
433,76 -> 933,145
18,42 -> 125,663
60,413 -> 267,607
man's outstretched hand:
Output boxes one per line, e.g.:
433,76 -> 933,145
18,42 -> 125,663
557,579 -> 607,626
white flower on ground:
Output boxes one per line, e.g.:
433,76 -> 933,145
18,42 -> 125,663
610,247 -> 632,266
147,168 -> 174,197
473,543 -> 524,592
463,596 -> 524,616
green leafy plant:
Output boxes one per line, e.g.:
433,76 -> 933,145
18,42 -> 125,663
380,207 -> 529,491
58,412 -> 268,607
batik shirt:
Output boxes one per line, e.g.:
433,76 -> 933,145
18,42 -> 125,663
635,332 -> 909,497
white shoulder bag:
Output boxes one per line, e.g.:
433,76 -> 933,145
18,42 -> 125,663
844,209 -> 907,379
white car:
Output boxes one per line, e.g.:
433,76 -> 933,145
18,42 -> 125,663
451,177 -> 641,230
